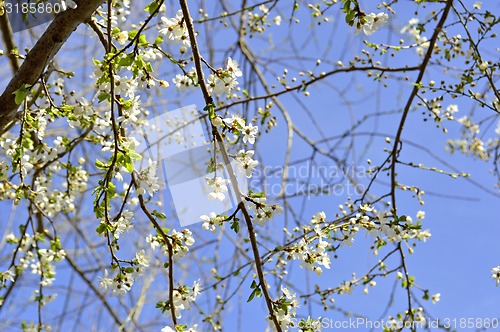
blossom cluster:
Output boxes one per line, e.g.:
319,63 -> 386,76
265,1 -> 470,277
157,280 -> 201,319
288,212 -> 331,275
221,114 -> 258,144
99,249 -> 150,296
0,137 -> 88,217
205,176 -> 229,202
146,228 -> 195,260
135,158 -> 161,196
207,57 -> 242,96
333,205 -> 431,250
202,112 -> 265,228
446,115 -> 490,161
110,209 -> 134,239
248,196 -> 284,227
400,18 -> 430,56
245,5 -> 282,35
5,233 -> 66,288
172,67 -> 198,92
160,9 -> 191,48
355,12 -> 389,36
200,212 -> 226,233
235,149 -> 258,178
266,286 -> 300,331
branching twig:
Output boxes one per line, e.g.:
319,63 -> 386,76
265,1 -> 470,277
178,0 -> 283,330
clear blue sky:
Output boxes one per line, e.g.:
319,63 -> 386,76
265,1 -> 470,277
0,1 -> 499,331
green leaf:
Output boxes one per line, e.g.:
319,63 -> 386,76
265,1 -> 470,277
125,158 -> 134,173
95,159 -> 108,170
154,36 -> 164,45
138,34 -> 148,46
342,0 -> 351,12
230,218 -> 240,233
204,103 -> 216,119
128,150 -> 143,161
247,288 -> 257,302
345,10 -> 355,23
119,55 -> 134,67
13,84 -> 29,105
96,222 -> 109,235
280,301 -> 288,314
155,301 -> 168,313
249,191 -> 266,198
98,92 -> 110,103
128,30 -> 138,39
152,210 -> 167,220
145,1 -> 159,15
414,82 -> 423,90
206,156 -> 215,174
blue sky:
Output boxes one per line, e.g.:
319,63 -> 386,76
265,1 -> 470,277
0,1 -> 499,331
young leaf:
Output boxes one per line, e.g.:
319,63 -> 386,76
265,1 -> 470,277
13,84 -> 29,105
230,218 -> 240,233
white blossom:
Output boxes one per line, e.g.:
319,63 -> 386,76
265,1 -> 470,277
161,327 -> 175,332
235,150 -> 259,178
266,286 -> 300,331
206,176 -> 229,201
135,159 -> 161,196
200,212 -> 225,233
0,267 -> 15,287
291,235 -> 331,274
146,234 -> 161,250
223,114 -> 245,128
115,31 -> 129,45
492,266 -> 500,286
173,73 -> 195,92
111,210 -> 134,239
249,197 -> 283,227
355,12 -> 388,36
166,280 -> 202,319
227,57 -> 242,78
135,249 -> 150,267
242,123 -> 258,144
311,211 -> 326,224
159,10 -> 191,47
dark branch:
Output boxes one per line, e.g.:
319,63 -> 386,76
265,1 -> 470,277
0,0 -> 105,136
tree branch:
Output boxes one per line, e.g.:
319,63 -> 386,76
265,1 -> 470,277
178,0 -> 283,330
0,0 -> 105,136
0,13 -> 20,73
390,1 -> 453,211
